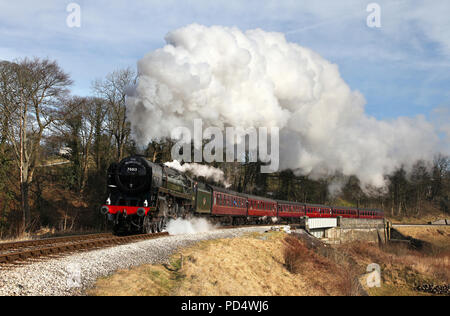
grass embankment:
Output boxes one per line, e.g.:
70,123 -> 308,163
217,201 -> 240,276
395,226 -> 450,250
89,232 -> 328,296
387,210 -> 448,225
88,229 -> 450,296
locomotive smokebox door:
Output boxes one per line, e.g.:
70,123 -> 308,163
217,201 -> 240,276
115,157 -> 152,194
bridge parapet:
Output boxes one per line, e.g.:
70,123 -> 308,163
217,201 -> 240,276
298,217 -> 387,243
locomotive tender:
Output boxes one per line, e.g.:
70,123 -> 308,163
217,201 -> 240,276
101,156 -> 384,234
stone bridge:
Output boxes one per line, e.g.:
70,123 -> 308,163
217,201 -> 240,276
295,217 -> 387,244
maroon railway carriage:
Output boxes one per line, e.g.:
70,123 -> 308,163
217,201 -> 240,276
211,186 -> 247,217
246,194 -> 277,218
332,206 -> 358,218
305,203 -> 333,218
277,200 -> 305,218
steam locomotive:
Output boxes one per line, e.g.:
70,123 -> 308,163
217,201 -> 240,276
101,156 -> 384,235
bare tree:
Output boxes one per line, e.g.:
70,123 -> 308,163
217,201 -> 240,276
0,61 -> 15,157
93,68 -> 136,161
0,58 -> 72,231
60,96 -> 107,192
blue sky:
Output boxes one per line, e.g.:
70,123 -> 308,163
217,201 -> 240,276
0,0 -> 449,127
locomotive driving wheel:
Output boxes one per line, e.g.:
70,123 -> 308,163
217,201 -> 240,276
156,216 -> 168,232
143,216 -> 152,234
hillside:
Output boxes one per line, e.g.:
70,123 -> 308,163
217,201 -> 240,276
88,229 -> 450,296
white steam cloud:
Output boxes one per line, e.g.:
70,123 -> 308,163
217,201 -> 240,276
127,24 -> 440,192
164,160 -> 231,187
166,217 -> 216,235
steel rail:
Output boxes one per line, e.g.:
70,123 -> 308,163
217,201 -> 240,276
0,232 -> 169,265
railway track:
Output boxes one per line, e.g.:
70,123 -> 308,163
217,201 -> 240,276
0,223 -> 281,267
0,232 -> 169,266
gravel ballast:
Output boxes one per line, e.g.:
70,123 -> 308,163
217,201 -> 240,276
0,226 -> 271,296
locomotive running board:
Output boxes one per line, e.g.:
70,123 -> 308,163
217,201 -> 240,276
158,187 -> 192,200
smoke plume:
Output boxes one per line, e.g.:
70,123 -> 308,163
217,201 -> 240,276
164,160 -> 231,187
127,24 -> 440,192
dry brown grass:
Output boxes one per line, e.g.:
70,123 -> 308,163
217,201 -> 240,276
283,235 -> 312,274
90,231 -> 323,296
387,207 -> 448,225
175,232 -> 319,296
89,232 -> 368,296
283,235 -> 364,296
87,265 -> 178,296
88,229 -> 449,297
396,226 -> 450,250
337,239 -> 450,296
